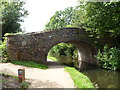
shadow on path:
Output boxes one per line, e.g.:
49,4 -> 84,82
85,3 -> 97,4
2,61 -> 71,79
47,59 -> 65,69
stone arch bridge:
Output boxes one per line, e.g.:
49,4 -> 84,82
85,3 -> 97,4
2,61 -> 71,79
6,27 -> 99,70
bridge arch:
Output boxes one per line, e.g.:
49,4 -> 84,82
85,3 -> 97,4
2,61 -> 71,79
45,40 -> 98,70
6,27 -> 99,70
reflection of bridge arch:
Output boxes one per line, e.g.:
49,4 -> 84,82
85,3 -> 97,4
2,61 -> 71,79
6,27 -> 99,70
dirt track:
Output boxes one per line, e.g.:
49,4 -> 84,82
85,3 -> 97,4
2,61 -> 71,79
0,59 -> 74,88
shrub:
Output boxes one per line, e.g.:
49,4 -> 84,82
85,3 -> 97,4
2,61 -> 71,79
0,38 -> 8,62
96,45 -> 120,71
0,33 -> 14,62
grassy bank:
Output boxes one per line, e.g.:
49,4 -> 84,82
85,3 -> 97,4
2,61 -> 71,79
65,67 -> 94,88
11,60 -> 48,70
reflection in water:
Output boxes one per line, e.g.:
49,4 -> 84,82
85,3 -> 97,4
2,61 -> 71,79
82,69 -> 119,88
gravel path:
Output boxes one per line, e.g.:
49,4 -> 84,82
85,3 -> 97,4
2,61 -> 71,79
0,59 -> 74,88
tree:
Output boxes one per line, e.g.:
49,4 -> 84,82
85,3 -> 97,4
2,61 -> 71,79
76,1 -> 120,48
73,4 -> 86,28
76,1 -> 120,70
45,7 -> 76,30
1,0 -> 28,37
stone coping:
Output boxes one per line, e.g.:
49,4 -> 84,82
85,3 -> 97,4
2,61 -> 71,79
6,27 -> 83,37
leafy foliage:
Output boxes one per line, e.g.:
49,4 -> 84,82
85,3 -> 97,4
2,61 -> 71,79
76,2 -> 120,48
49,43 -> 75,56
0,39 -> 7,58
48,43 -> 76,66
0,33 -> 19,62
75,1 -> 120,70
96,45 -> 120,71
84,2 -> 120,37
45,7 -> 76,30
1,0 -> 28,37
0,34 -> 9,62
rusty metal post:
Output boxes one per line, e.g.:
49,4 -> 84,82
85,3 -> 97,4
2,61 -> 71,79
18,69 -> 25,83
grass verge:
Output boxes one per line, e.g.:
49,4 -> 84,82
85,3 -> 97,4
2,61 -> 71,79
65,67 -> 94,88
11,60 -> 48,70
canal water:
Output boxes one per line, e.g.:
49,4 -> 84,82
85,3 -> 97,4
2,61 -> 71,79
82,69 -> 120,88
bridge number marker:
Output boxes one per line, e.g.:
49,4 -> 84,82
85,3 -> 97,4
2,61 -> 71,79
18,69 -> 25,83
22,41 -> 26,46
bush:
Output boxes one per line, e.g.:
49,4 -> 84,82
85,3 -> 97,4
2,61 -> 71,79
0,33 -> 14,62
96,45 -> 120,71
0,38 -> 8,62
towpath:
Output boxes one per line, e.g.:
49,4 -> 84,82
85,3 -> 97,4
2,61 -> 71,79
0,59 -> 74,88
